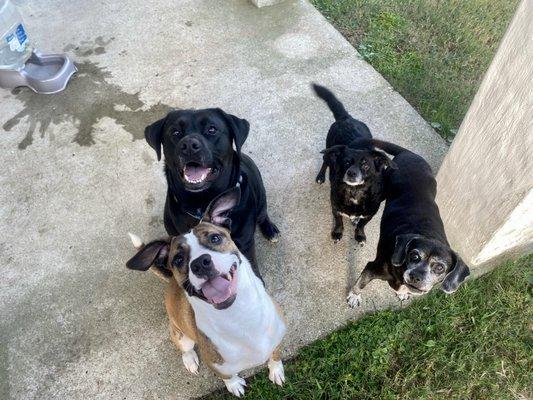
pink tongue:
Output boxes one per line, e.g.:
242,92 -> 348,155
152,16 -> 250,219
184,165 -> 208,180
202,276 -> 232,303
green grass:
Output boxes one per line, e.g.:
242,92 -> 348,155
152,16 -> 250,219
203,255 -> 533,399
309,0 -> 518,140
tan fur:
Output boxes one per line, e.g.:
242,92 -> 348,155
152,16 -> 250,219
270,346 -> 282,362
193,223 -> 239,255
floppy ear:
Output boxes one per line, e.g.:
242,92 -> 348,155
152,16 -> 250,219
144,115 -> 168,161
320,145 -> 346,165
441,252 -> 470,293
203,186 -> 241,229
372,149 -> 398,171
391,234 -> 421,266
216,109 -> 250,154
126,240 -> 170,271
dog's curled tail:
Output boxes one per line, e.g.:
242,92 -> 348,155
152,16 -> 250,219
312,83 -> 351,121
371,139 -> 409,157
127,232 -> 170,283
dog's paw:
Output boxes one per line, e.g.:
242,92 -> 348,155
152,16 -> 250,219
355,232 -> 366,246
260,220 -> 280,243
331,231 -> 343,243
347,291 -> 362,308
223,375 -> 246,397
397,293 -> 410,302
316,176 -> 325,184
268,359 -> 285,386
182,350 -> 199,374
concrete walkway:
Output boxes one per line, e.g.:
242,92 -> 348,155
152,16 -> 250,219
0,1 -> 447,399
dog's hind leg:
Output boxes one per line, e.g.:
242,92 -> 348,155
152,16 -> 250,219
347,261 -> 387,307
169,323 -> 199,374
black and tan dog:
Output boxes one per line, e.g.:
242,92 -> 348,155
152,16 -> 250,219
144,108 -> 279,280
127,188 -> 286,397
347,140 -> 470,307
313,84 -> 396,245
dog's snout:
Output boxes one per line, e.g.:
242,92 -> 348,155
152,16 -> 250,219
191,254 -> 215,278
346,168 -> 357,178
179,136 -> 202,157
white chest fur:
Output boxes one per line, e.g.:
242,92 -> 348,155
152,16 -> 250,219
189,258 -> 286,377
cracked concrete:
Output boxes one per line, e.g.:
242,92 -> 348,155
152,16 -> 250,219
0,0 -> 447,399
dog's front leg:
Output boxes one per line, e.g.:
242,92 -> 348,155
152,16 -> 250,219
354,217 -> 370,246
169,323 -> 199,374
267,347 -> 285,386
316,161 -> 328,184
347,261 -> 384,307
331,210 -> 344,242
222,375 -> 247,397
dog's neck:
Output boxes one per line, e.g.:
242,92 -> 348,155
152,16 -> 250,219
166,153 -> 242,212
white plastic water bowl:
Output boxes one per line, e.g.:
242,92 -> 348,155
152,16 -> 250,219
0,49 -> 77,94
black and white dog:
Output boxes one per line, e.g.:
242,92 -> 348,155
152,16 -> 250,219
347,139 -> 470,307
313,84 -> 396,245
144,108 -> 279,280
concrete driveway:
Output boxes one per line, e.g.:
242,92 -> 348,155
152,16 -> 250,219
0,0 -> 447,398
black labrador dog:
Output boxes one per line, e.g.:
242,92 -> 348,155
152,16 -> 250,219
347,139 -> 470,307
313,84 -> 396,245
144,108 -> 279,280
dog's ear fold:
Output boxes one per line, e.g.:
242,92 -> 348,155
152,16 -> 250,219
320,145 -> 346,164
216,109 -> 250,155
126,240 -> 170,271
441,252 -> 470,293
203,186 -> 241,229
372,149 -> 398,171
391,234 -> 421,266
144,115 -> 168,161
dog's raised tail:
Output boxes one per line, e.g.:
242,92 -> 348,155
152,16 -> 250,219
312,83 -> 351,121
128,232 -> 144,249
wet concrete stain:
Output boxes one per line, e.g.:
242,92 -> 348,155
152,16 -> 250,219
3,60 -> 173,150
63,36 -> 115,57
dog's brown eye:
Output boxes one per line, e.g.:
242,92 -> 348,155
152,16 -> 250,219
209,233 -> 222,244
207,126 -> 217,135
410,252 -> 421,262
361,162 -> 369,171
173,254 -> 184,267
433,264 -> 445,274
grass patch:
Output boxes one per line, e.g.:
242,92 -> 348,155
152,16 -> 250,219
309,0 -> 518,140
203,255 -> 532,399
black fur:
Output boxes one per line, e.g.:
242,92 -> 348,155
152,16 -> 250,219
313,84 -> 396,245
144,108 -> 279,280
348,139 -> 470,302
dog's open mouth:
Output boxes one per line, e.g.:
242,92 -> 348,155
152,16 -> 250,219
183,162 -> 212,185
201,263 -> 238,306
405,283 -> 427,294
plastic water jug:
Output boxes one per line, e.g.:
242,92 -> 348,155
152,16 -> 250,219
0,0 -> 32,70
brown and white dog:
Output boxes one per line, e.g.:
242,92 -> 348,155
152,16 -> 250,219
126,187 -> 286,397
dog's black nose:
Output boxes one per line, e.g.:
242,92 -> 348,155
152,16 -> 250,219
346,169 -> 356,178
190,254 -> 214,277
179,136 -> 202,157
409,271 -> 423,283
